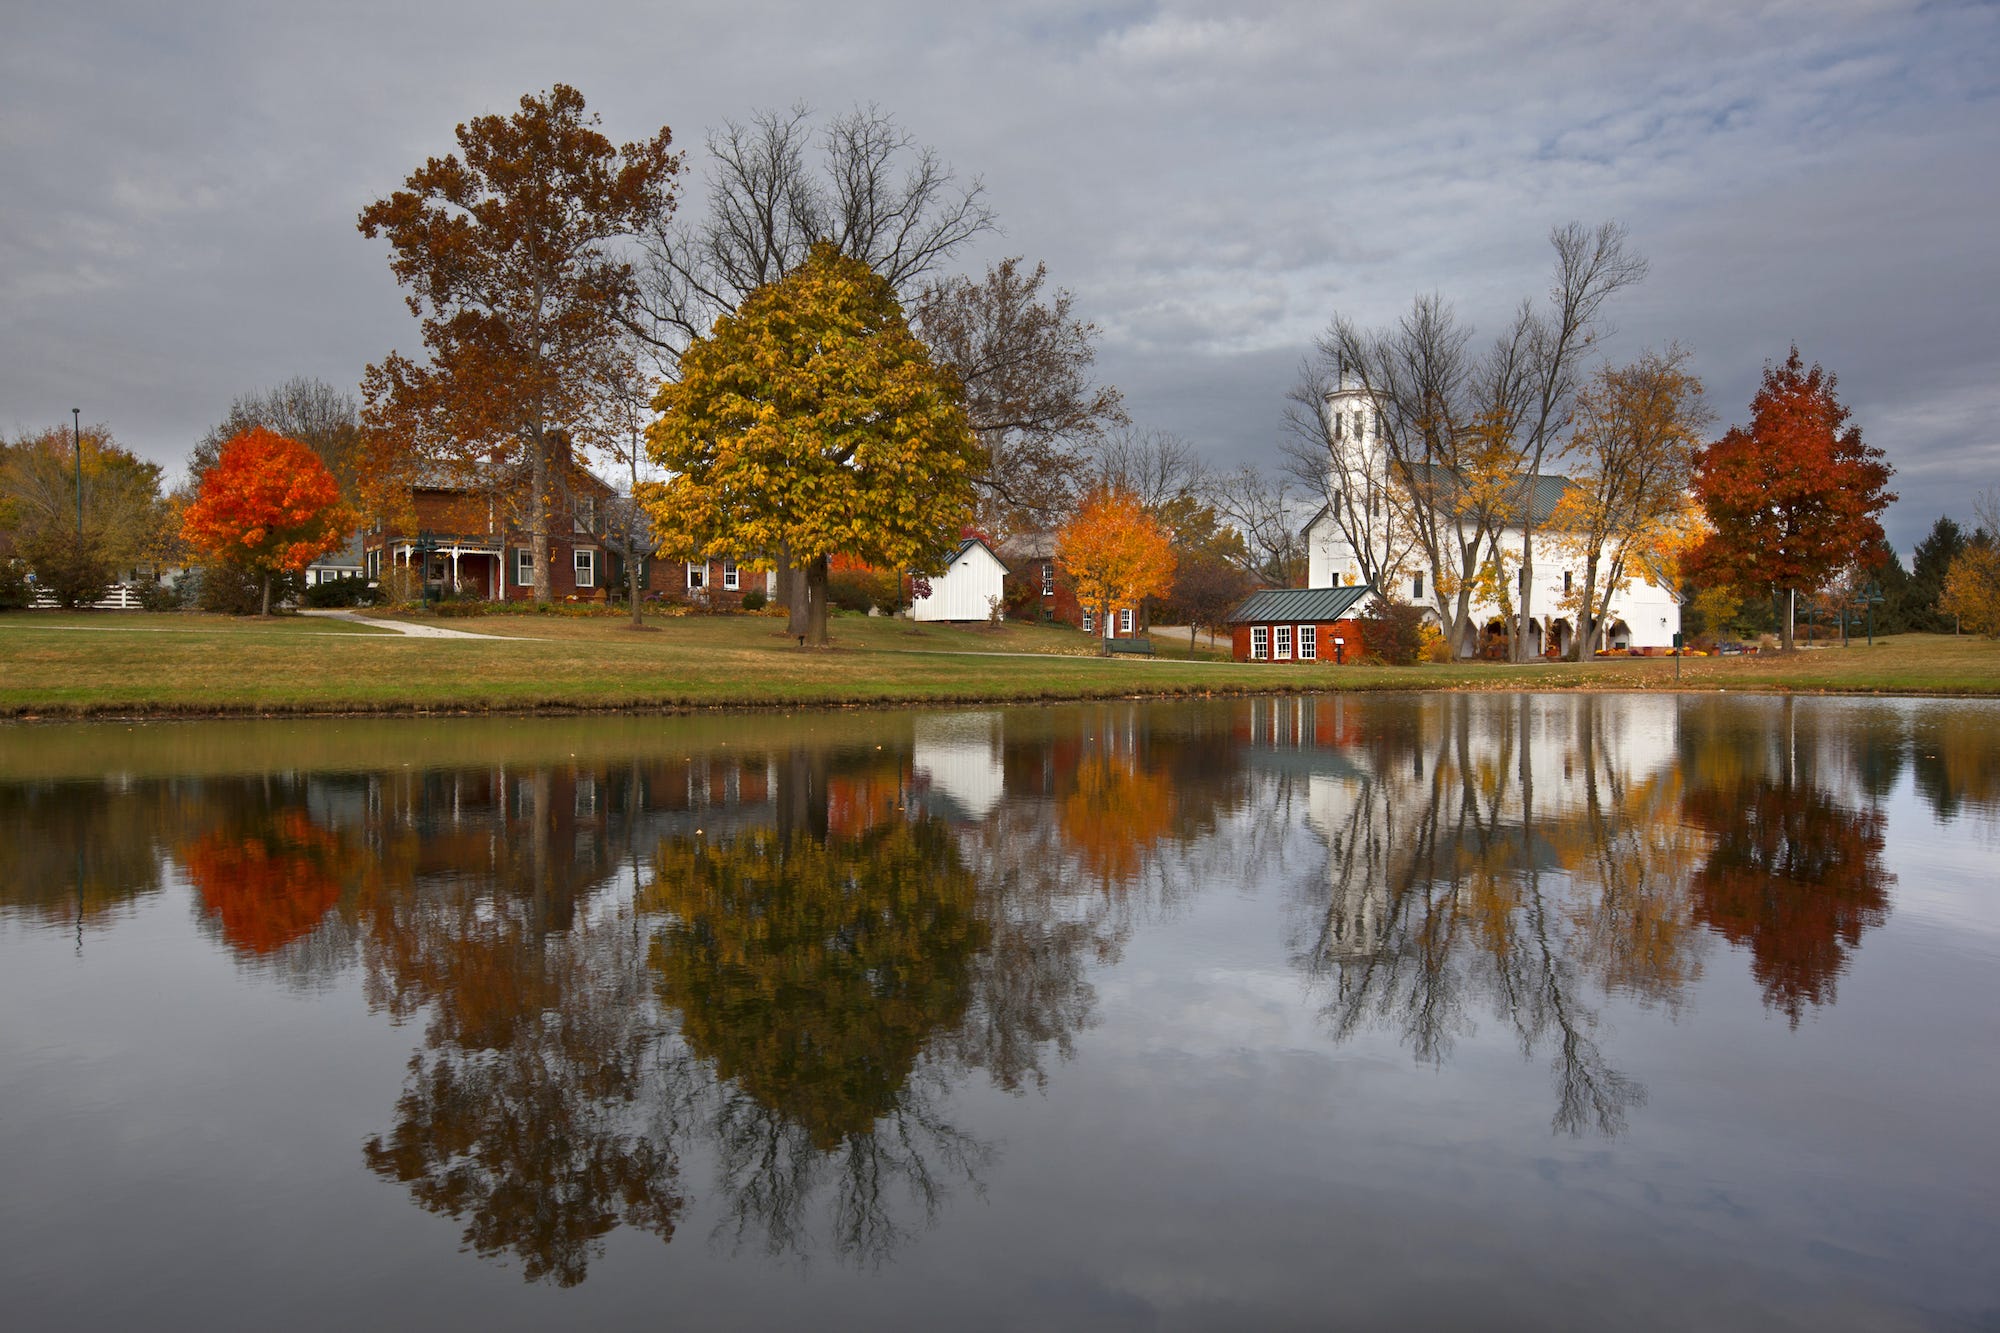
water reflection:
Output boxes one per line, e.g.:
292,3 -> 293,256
0,695 -> 1964,1287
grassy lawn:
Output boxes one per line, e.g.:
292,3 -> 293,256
1,609 -> 1995,718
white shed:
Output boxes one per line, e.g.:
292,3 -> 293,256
910,538 -> 1010,622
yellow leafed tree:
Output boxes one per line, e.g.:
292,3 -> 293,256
643,242 -> 979,646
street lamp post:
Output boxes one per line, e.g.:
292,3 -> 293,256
72,408 -> 82,539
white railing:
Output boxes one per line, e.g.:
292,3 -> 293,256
30,583 -> 149,611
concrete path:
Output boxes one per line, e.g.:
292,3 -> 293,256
298,609 -> 529,640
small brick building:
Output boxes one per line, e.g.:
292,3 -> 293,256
1227,585 -> 1374,663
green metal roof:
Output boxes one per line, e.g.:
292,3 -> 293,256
1226,584 -> 1374,624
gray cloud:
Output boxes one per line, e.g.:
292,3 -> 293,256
4,0 -> 1992,550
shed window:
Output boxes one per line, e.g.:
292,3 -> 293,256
1119,608 -> 1133,636
1251,626 -> 1269,660
1274,624 -> 1293,659
1298,625 -> 1317,660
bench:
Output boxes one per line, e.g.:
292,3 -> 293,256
1104,637 -> 1155,657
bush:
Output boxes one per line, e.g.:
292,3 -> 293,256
17,531 -> 114,609
1360,598 -> 1429,665
0,559 -> 29,610
194,565 -> 303,615
303,575 -> 381,608
377,565 -> 423,609
740,588 -> 767,612
136,580 -> 182,612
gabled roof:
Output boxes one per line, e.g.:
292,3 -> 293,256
944,536 -> 1010,575
1226,584 -> 1374,624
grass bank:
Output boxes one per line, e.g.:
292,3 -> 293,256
1,610 -> 1995,719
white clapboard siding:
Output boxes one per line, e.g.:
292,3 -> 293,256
910,540 -> 1008,622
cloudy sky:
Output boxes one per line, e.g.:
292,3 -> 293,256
4,0 -> 1993,552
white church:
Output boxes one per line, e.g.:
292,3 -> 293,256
1302,377 -> 1682,657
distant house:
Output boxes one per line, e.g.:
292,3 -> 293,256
305,535 -> 364,587
994,532 -> 1144,639
1227,585 -> 1374,663
910,538 -> 1010,622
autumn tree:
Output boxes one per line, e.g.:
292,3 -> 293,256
913,258 -> 1126,533
644,243 -> 979,647
1940,489 -> 2000,637
1552,347 -> 1711,659
181,427 -> 354,616
359,84 -> 680,602
1055,487 -> 1177,641
1689,348 -> 1896,651
1,423 -> 169,607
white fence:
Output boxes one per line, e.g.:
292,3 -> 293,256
30,583 -> 149,611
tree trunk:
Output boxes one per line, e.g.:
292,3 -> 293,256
1573,558 -> 1598,662
628,555 -> 643,628
779,543 -> 811,637
530,437 -> 552,604
804,553 -> 831,646
260,571 -> 273,618
1514,530 -> 1535,663
1780,585 -> 1796,652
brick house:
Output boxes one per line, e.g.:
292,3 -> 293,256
363,465 -> 771,604
1226,585 -> 1373,663
995,533 -> 1144,639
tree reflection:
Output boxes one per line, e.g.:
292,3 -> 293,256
1682,705 -> 1894,1026
180,808 -> 348,957
0,781 -> 171,935
352,763 -> 685,1286
644,745 -> 997,1263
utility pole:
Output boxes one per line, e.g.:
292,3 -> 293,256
72,408 -> 82,538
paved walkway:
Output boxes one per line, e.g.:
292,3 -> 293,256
297,610 -> 528,640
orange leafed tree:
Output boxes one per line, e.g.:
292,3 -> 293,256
1688,348 -> 1895,651
181,426 -> 354,615
1055,486 -> 1176,639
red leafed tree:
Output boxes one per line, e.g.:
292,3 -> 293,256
1689,348 -> 1895,650
181,426 -> 354,615
180,811 -> 345,956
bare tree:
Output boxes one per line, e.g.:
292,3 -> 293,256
1306,223 -> 1645,659
192,376 -> 364,501
1282,356 -> 1413,591
1092,428 -> 1204,515
1507,222 -> 1648,660
637,104 -> 995,356
1211,466 -> 1310,587
914,259 -> 1126,535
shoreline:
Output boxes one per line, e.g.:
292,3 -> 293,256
6,676 -> 1998,725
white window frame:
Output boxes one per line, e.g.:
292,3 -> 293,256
687,561 -> 705,590
515,548 -> 533,588
1119,607 -> 1133,636
573,547 -> 596,589
1041,563 -> 1054,596
573,497 -> 595,533
1251,626 -> 1269,660
1081,608 -> 1095,634
1298,625 -> 1316,660
1274,624 -> 1293,659
723,559 -> 739,591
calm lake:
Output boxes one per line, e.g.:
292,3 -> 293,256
1,695 -> 1995,1331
